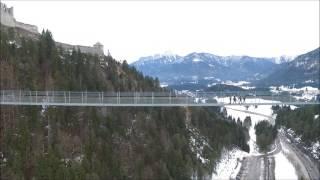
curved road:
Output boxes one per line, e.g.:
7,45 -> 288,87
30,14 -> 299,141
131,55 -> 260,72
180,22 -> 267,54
279,132 -> 320,179
229,107 -> 320,180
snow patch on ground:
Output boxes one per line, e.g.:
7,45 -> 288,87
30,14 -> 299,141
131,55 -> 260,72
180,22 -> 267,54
204,76 -> 215,80
211,148 -> 248,180
240,85 -> 256,90
193,58 -> 202,62
215,97 -> 275,155
41,105 -> 47,117
285,128 -> 320,160
305,80 -> 314,83
160,83 -> 168,88
74,154 -> 84,163
188,126 -> 210,164
310,141 -> 320,159
270,86 -> 319,101
274,151 -> 298,180
293,93 -> 317,101
222,80 -> 250,86
270,86 -> 319,93
280,141 -> 291,154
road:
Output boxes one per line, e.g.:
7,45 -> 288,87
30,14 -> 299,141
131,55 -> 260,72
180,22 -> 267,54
225,107 -> 273,121
279,132 -> 320,179
232,109 -> 320,180
236,138 -> 280,180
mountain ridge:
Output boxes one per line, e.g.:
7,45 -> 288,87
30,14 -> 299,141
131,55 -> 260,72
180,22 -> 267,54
256,47 -> 320,87
132,48 -> 319,88
132,52 -> 280,85
132,52 -> 296,65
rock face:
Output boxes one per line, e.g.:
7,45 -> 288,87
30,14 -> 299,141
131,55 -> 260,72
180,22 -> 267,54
0,2 -> 104,56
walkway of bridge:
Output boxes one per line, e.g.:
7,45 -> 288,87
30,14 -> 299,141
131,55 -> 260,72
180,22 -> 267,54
0,90 -> 319,107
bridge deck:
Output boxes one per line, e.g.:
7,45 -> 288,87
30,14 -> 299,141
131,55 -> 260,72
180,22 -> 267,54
1,90 -> 319,106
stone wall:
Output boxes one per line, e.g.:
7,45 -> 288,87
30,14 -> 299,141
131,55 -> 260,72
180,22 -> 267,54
15,22 -> 38,34
0,3 -> 15,27
0,2 -> 38,34
1,2 -> 104,56
57,42 -> 104,56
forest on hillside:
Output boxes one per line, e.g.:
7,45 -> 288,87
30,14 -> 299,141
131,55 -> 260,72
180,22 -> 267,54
274,105 -> 320,145
1,26 -> 249,179
254,120 -> 277,152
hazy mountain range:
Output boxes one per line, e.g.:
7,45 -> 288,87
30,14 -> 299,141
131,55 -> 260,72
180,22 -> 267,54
131,48 -> 319,88
257,48 -> 319,87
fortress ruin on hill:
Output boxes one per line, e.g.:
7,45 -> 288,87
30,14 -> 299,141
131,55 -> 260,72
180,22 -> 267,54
0,2 -> 104,56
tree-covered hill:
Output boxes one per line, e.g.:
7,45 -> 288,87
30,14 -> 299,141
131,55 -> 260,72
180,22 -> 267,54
206,84 -> 245,92
274,105 -> 320,161
0,26 -> 249,179
254,120 -> 277,152
274,105 -> 320,145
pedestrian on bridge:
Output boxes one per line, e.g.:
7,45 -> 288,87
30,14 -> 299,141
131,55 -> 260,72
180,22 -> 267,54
233,96 -> 237,104
239,96 -> 242,104
243,96 -> 246,103
229,96 -> 232,104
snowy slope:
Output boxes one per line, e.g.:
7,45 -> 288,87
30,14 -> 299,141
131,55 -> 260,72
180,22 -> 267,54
211,148 -> 248,179
213,97 -> 299,179
274,151 -> 298,180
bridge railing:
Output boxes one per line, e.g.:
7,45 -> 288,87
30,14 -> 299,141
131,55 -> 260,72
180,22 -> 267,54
1,90 -> 319,106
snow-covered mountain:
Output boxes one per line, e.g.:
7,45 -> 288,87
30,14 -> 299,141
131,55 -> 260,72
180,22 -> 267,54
272,55 -> 295,64
257,47 -> 320,87
133,53 -> 183,66
131,52 -> 279,85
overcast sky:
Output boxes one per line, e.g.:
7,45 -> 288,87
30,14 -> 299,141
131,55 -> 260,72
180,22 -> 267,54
3,0 -> 319,62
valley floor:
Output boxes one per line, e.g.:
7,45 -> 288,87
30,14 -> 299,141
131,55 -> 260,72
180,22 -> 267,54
212,98 -> 319,180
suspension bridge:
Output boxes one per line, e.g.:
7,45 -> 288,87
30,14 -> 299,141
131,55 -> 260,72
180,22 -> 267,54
0,90 -> 319,107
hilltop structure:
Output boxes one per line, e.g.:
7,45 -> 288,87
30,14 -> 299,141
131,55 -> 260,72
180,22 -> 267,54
0,2 -> 38,34
56,42 -> 104,57
0,2 -> 104,56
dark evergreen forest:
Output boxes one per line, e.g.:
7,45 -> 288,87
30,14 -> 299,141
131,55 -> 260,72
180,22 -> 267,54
274,105 -> 320,145
0,26 -> 249,179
